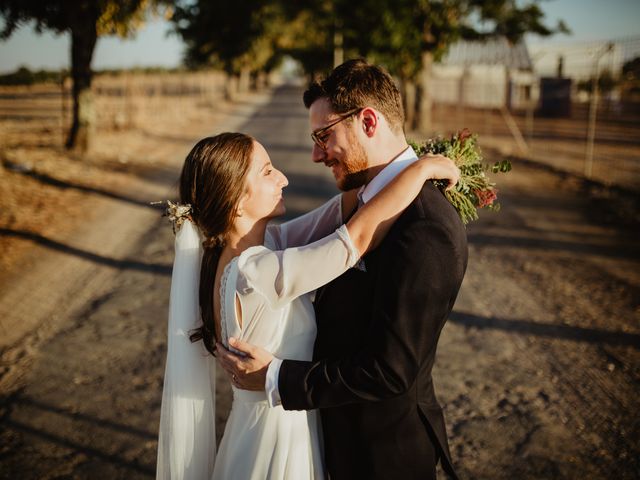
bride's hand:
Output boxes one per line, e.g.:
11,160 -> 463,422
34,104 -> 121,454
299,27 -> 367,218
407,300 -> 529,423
418,153 -> 460,191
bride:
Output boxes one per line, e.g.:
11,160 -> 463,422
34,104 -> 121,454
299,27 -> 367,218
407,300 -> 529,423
156,132 -> 459,479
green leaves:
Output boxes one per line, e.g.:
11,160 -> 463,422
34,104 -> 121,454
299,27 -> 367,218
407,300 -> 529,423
409,131 -> 511,225
172,0 -> 277,74
491,160 -> 512,173
161,0 -> 569,84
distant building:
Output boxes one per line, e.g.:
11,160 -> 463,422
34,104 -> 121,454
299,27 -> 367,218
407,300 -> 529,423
528,37 -> 639,104
431,36 -> 535,110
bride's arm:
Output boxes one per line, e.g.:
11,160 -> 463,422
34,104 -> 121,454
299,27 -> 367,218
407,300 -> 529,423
235,154 -> 457,310
346,154 -> 458,256
268,149 -> 454,250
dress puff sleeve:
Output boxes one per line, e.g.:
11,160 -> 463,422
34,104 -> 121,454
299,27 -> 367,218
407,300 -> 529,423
236,224 -> 359,310
266,194 -> 342,250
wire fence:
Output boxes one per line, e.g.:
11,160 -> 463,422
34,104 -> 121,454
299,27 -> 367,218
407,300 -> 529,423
59,70 -> 230,133
427,35 -> 640,190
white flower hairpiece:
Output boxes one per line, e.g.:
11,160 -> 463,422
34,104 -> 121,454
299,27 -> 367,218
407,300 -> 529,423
151,200 -> 193,234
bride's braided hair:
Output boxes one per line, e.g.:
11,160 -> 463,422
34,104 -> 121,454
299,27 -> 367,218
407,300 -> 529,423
178,133 -> 254,355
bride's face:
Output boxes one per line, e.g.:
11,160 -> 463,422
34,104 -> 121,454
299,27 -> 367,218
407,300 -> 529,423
238,140 -> 288,221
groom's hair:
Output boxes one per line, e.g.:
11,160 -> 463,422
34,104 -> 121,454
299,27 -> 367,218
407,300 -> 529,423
303,59 -> 405,134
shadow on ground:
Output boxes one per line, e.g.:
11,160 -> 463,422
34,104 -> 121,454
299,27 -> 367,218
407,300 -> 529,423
0,228 -> 172,275
450,311 -> 640,349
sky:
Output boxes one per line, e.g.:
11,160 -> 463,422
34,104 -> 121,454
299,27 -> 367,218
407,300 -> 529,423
0,17 -> 182,73
0,0 -> 639,74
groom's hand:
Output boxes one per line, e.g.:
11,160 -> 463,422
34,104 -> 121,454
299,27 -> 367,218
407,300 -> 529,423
216,338 -> 274,391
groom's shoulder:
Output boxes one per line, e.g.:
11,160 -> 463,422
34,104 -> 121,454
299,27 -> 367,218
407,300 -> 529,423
390,181 -> 466,247
406,181 -> 463,227
392,181 -> 467,256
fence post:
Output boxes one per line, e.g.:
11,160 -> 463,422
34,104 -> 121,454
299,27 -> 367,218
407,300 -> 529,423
526,102 -> 534,145
60,72 -> 67,147
585,43 -> 613,179
457,67 -> 467,129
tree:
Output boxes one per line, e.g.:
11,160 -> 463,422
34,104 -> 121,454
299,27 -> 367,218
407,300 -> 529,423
621,56 -> 640,95
278,6 -> 333,81
354,0 -> 569,131
277,1 -> 346,79
577,69 -> 618,95
172,0 -> 283,99
0,0 -> 167,151
0,66 -> 67,85
282,0 -> 567,131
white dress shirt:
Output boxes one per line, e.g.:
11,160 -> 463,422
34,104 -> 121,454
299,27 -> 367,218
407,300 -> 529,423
265,145 -> 419,407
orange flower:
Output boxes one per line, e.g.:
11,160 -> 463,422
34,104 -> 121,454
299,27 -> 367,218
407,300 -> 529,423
456,128 -> 472,145
475,188 -> 498,208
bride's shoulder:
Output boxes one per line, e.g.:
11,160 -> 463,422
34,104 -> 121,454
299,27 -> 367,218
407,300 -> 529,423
234,245 -> 277,289
237,245 -> 272,264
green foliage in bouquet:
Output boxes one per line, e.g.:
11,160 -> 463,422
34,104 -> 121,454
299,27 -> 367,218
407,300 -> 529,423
408,129 -> 512,225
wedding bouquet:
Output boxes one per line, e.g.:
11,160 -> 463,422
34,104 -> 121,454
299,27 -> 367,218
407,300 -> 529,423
408,129 -> 511,225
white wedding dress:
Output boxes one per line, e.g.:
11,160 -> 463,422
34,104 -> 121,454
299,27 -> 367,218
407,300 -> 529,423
212,195 -> 357,480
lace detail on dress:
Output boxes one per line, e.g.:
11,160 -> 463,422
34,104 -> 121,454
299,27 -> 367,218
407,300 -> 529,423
219,258 -> 237,348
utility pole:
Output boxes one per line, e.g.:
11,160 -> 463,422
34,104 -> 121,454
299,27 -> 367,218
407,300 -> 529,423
585,43 -> 613,179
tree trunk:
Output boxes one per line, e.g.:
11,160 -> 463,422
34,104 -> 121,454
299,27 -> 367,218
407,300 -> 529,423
333,25 -> 344,68
239,68 -> 250,93
250,71 -> 259,91
400,77 -> 416,132
224,73 -> 238,101
413,51 -> 434,132
66,22 -> 98,152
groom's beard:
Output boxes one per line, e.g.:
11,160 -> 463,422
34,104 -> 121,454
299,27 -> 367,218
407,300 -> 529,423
337,130 -> 369,191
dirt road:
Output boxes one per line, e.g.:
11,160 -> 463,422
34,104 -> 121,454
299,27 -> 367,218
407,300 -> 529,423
1,85 -> 638,479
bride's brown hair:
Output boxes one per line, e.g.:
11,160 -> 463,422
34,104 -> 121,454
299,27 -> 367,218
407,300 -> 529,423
179,132 -> 254,355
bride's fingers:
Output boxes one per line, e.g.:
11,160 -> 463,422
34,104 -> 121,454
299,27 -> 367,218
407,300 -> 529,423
445,167 -> 460,191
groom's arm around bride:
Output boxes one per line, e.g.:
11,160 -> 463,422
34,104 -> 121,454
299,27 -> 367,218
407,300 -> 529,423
224,179 -> 467,480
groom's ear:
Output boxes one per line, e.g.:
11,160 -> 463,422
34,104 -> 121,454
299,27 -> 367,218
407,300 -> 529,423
360,107 -> 378,138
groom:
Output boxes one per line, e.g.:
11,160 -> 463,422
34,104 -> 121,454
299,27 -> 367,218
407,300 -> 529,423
218,59 -> 467,479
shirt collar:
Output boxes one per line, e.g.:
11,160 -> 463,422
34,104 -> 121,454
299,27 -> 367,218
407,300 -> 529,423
357,146 -> 418,205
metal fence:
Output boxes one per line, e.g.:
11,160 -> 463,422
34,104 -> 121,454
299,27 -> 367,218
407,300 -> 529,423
60,70 -> 231,133
427,35 -> 640,190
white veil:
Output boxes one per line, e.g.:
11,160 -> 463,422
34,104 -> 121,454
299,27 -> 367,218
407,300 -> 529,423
156,218 -> 216,479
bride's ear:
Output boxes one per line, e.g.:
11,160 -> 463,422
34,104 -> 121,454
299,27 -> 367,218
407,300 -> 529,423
235,204 -> 245,218
235,191 -> 249,217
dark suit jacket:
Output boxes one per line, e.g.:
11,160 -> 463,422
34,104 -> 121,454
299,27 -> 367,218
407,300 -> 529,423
279,181 -> 467,480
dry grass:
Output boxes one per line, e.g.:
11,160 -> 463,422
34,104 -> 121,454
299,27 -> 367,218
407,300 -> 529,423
0,72 -> 231,274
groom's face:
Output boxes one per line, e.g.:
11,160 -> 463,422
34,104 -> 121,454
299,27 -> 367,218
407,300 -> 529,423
309,98 -> 369,191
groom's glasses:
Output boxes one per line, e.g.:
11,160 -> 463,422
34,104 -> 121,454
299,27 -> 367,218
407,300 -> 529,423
311,108 -> 363,150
